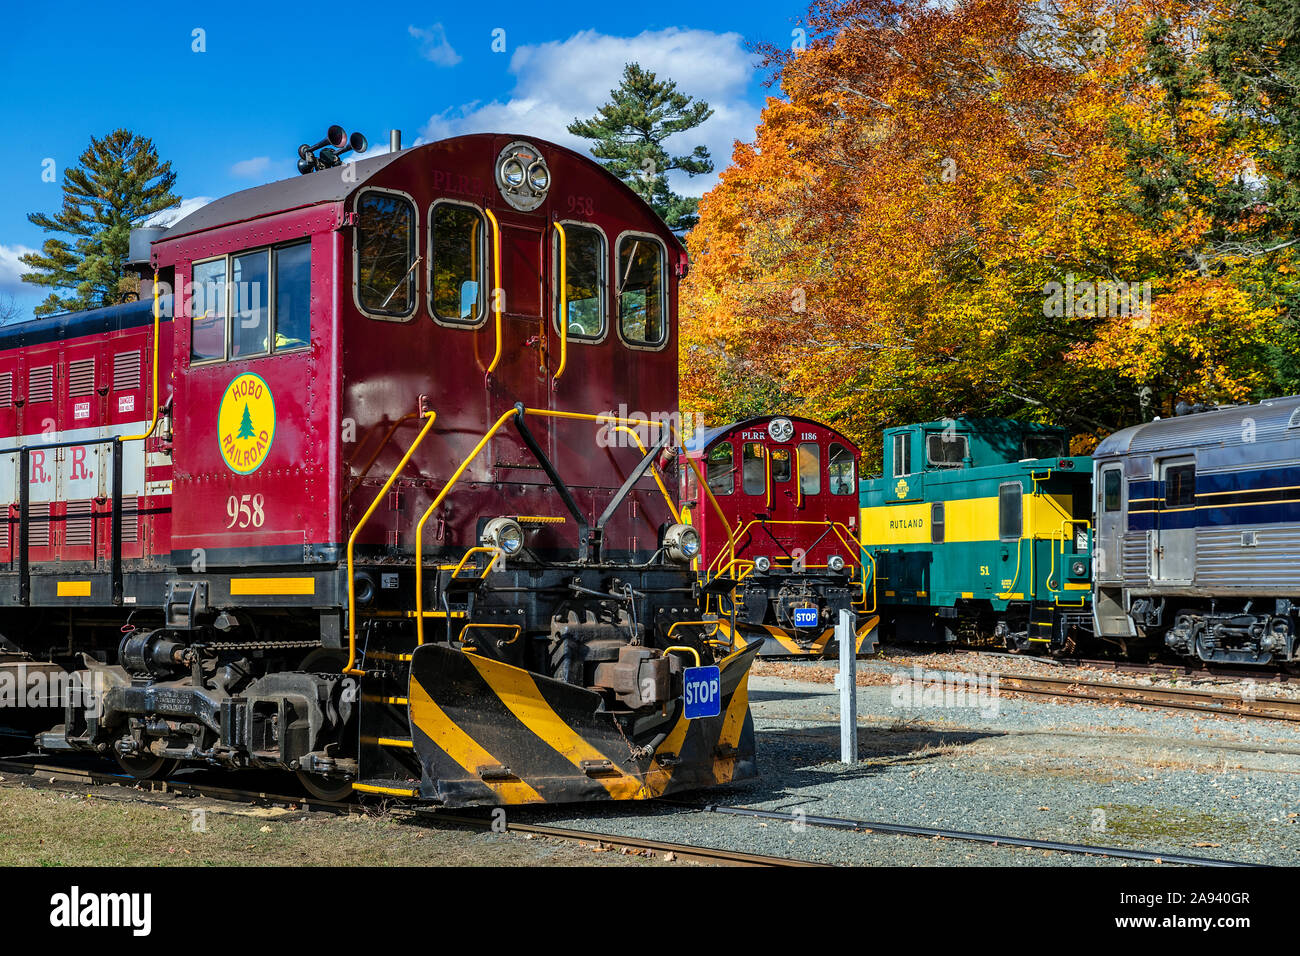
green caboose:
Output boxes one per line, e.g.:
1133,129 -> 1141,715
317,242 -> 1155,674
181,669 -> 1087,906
859,418 -> 1093,652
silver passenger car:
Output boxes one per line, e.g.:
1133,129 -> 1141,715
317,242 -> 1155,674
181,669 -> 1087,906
1092,395 -> 1300,665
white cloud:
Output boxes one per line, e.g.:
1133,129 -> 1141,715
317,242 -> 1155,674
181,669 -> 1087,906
147,196 -> 214,228
0,243 -> 37,294
230,156 -> 272,178
419,28 -> 760,196
410,23 -> 462,67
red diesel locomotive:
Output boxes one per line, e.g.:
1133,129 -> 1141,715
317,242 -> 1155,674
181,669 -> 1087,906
0,129 -> 760,805
682,415 -> 878,656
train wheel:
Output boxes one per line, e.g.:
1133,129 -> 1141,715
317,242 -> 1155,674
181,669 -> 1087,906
114,752 -> 178,781
296,771 -> 356,803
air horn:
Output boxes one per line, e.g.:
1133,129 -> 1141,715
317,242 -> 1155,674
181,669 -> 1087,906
297,125 -> 352,175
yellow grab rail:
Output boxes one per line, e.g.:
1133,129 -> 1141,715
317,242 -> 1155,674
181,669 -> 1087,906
485,208 -> 503,375
552,221 -> 567,384
346,410 -> 437,674
610,425 -> 680,523
120,272 -> 163,443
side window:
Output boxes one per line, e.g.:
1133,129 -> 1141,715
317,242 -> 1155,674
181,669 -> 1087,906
430,202 -> 485,324
771,448 -> 792,482
1165,464 -> 1196,507
927,433 -> 968,468
356,191 -> 416,318
1025,434 -> 1065,459
892,433 -> 911,478
999,482 -> 1023,541
273,242 -> 311,350
617,235 -> 666,347
706,443 -> 734,495
191,258 -> 226,362
742,442 -> 766,496
931,502 -> 945,543
1102,468 -> 1122,512
829,443 -> 855,495
230,250 -> 270,358
557,223 -> 605,339
798,442 -> 821,495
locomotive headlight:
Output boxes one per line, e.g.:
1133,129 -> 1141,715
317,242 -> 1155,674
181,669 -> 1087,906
500,157 -> 526,188
1070,558 -> 1088,578
754,556 -> 772,573
827,554 -> 846,572
663,523 -> 700,563
481,517 -> 524,556
527,161 -> 550,192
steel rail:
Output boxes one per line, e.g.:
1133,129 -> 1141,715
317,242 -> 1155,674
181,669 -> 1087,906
673,802 -> 1259,867
0,758 -> 817,867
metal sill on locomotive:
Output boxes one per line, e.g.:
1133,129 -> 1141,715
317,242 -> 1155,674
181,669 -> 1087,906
0,130 -> 759,805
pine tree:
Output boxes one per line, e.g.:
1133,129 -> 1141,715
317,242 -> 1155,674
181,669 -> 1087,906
568,63 -> 714,232
237,404 -> 256,440
20,129 -> 179,316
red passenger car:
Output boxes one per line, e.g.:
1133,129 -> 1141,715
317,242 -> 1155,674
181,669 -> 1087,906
0,131 -> 760,805
682,415 -> 878,656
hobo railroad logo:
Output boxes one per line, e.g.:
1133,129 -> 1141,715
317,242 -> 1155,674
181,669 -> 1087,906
218,374 -> 276,474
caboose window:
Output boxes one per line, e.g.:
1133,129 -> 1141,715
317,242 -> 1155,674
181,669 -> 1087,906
356,190 -> 416,318
430,202 -> 486,324
742,442 -> 766,496
798,443 -> 821,495
555,223 -> 605,339
999,482 -> 1023,541
931,502 -> 945,543
1024,434 -> 1064,459
230,251 -> 270,358
617,234 -> 666,348
926,433 -> 968,468
706,443 -> 734,495
829,443 -> 855,495
191,258 -> 227,362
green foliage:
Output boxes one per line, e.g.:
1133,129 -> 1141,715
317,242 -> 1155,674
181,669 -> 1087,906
20,129 -> 179,316
568,63 -> 714,232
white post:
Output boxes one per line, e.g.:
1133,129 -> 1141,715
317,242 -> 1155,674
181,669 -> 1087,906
838,608 -> 857,763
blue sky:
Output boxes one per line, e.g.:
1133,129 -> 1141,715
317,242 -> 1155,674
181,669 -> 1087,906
0,0 -> 806,317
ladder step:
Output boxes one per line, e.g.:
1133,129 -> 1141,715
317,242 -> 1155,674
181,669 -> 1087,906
352,779 -> 420,798
363,735 -> 415,749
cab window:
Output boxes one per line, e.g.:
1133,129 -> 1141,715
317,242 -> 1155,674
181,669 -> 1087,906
771,448 -> 792,482
190,242 -> 312,363
190,258 -> 226,362
1025,434 -> 1065,459
742,442 -> 766,496
356,191 -> 416,317
557,224 -> 605,338
829,443 -> 855,495
799,442 -> 821,495
430,202 -> 485,323
617,235 -> 666,347
706,443 -> 734,495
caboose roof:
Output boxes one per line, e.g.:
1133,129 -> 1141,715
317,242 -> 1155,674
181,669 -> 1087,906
157,152 -> 404,241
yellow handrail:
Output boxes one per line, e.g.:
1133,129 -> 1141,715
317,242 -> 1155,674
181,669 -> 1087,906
345,410 -> 437,675
120,272 -> 162,443
764,446 -> 772,510
1046,518 -> 1090,606
552,221 -> 568,384
610,424 -> 680,523
485,209 -> 503,375
413,407 -> 720,644
706,518 -> 862,576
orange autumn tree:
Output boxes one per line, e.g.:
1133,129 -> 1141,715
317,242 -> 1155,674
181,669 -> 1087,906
681,0 -> 1288,465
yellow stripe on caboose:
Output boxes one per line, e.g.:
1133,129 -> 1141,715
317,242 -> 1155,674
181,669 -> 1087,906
860,495 -> 1077,547
229,577 -> 316,596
